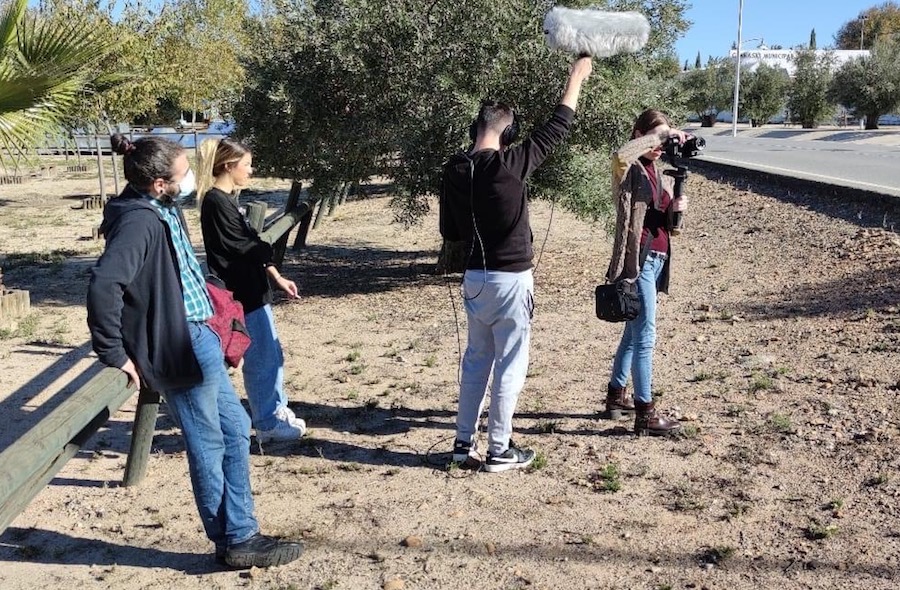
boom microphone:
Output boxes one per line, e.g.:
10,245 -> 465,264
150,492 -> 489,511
543,7 -> 650,57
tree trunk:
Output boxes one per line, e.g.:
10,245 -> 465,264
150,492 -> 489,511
435,240 -> 468,274
865,114 -> 879,130
700,114 -> 717,127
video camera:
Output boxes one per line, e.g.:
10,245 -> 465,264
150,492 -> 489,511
663,135 -> 705,161
661,134 -> 704,236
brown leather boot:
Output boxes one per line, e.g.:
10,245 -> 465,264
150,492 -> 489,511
634,400 -> 681,436
604,383 -> 635,419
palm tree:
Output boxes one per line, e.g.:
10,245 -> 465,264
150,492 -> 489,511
0,0 -> 115,170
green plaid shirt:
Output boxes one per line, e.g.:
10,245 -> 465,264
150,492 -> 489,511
147,198 -> 213,322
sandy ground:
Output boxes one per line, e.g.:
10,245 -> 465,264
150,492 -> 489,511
1,158 -> 900,590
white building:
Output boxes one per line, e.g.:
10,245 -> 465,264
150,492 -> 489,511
728,48 -> 870,75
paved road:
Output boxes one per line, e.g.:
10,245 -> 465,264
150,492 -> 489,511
693,134 -> 900,198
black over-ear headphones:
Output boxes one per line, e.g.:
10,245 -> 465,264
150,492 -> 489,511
469,100 -> 520,147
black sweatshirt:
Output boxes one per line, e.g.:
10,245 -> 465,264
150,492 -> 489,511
200,187 -> 274,313
440,104 -> 575,272
87,185 -> 202,393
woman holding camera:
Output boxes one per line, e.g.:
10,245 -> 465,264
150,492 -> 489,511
603,109 -> 690,436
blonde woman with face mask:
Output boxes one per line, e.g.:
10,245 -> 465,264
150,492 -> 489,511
198,138 -> 306,443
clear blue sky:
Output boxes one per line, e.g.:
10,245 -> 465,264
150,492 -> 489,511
676,0 -> 877,64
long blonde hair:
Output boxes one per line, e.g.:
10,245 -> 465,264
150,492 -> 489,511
196,137 -> 251,206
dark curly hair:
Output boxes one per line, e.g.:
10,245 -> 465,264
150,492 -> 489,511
110,134 -> 185,190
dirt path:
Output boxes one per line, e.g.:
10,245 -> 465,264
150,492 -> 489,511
0,166 -> 899,590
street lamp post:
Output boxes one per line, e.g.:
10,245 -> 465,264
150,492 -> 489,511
860,15 -> 869,50
731,0 -> 744,137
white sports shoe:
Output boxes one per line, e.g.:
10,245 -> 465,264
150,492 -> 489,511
280,406 -> 308,433
256,407 -> 305,442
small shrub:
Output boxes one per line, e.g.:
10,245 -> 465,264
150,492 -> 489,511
529,452 -> 548,471
591,463 -> 621,493
679,424 -> 700,439
806,521 -> 839,540
768,413 -> 793,433
690,370 -> 715,382
749,373 -> 774,394
865,473 -> 889,487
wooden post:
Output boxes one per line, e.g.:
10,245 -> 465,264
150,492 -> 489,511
122,388 -> 161,487
94,135 -> 106,201
292,208 -> 315,251
312,190 -> 334,229
270,181 -> 303,268
327,182 -> 348,216
105,122 -> 119,196
110,151 -> 119,196
340,182 -> 356,205
246,201 -> 267,233
0,289 -> 30,323
193,130 -> 199,164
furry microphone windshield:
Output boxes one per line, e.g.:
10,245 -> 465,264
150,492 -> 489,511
543,7 -> 650,57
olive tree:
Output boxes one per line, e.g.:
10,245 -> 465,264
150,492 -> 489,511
680,57 -> 734,126
787,50 -> 836,128
829,39 -> 900,129
235,0 -> 691,269
739,64 -> 790,127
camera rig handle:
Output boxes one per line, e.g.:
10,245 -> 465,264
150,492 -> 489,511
663,163 -> 687,236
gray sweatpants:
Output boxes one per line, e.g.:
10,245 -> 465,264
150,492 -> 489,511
455,269 -> 534,456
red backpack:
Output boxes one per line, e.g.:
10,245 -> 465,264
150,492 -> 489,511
205,275 -> 252,368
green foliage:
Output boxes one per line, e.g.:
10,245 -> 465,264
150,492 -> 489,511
235,0 -> 691,223
0,0 -> 116,157
592,463 -> 622,493
166,0 -> 249,121
834,3 -> 900,50
680,57 -> 734,124
787,50 -> 836,128
809,28 -> 817,50
740,64 -> 790,127
38,0 -> 249,128
829,39 -> 900,129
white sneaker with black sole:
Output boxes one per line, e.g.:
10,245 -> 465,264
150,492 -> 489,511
483,441 -> 535,473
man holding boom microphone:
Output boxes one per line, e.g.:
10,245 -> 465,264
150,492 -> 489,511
440,56 -> 592,472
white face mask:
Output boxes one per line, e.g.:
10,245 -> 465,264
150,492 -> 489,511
178,169 -> 196,197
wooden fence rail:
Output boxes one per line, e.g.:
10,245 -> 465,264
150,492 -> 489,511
0,368 -> 134,534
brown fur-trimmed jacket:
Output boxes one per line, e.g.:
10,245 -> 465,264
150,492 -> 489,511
605,131 -> 677,294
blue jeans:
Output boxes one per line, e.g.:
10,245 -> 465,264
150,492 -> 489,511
242,304 -> 288,431
456,269 -> 534,456
164,322 -> 259,548
610,253 -> 666,403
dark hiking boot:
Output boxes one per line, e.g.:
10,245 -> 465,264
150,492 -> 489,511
604,383 -> 635,419
634,400 -> 682,437
224,533 -> 304,568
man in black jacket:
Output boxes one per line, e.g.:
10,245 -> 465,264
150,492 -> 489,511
441,57 -> 592,472
87,135 -> 303,568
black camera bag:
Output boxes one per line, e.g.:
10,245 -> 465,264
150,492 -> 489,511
595,281 -> 640,322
